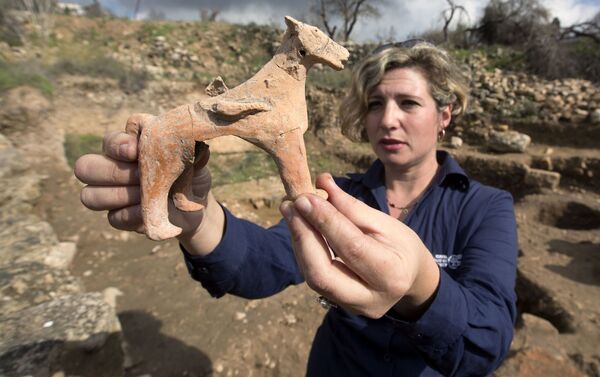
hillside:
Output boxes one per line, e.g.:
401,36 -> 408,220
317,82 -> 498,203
1,13 -> 599,377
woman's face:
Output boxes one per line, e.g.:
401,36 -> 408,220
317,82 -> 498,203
365,67 -> 451,171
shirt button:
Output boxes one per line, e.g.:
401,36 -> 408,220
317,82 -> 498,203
199,266 -> 209,273
383,353 -> 391,362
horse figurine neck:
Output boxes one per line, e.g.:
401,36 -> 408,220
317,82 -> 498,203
271,39 -> 309,81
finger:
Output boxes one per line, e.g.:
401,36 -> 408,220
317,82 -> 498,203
191,166 -> 212,198
80,186 -> 140,211
280,201 -> 371,299
293,194 -> 402,290
102,131 -> 138,161
193,142 -> 210,170
315,188 -> 328,200
107,205 -> 144,232
328,259 -> 384,314
191,143 -> 212,197
316,173 -> 393,233
280,201 -> 330,276
74,154 -> 139,186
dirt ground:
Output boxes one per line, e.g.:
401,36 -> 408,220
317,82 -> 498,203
28,77 -> 600,377
34,165 -> 327,377
2,12 -> 597,376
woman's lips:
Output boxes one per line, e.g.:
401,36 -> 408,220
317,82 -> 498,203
379,138 -> 407,151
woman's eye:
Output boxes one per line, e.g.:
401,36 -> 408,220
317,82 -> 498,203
401,100 -> 419,108
367,101 -> 382,110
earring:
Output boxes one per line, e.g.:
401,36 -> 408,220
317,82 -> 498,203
437,128 -> 446,141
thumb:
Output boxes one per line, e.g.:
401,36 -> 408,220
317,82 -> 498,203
315,173 -> 391,232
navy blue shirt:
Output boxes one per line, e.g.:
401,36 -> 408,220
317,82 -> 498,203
183,151 -> 518,376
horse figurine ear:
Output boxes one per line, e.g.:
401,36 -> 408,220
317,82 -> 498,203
284,16 -> 302,31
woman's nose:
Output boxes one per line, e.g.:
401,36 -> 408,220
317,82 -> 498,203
380,102 -> 401,129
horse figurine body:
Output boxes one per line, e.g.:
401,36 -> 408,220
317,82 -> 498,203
126,16 -> 350,240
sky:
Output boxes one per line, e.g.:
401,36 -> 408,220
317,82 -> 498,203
68,0 -> 600,42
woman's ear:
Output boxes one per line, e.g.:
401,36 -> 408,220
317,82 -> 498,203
440,104 -> 452,128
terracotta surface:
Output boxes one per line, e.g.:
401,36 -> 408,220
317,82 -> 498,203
125,16 -> 349,240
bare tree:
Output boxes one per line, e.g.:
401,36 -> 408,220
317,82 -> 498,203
84,0 -> 110,18
315,0 -> 337,39
147,8 -> 166,21
375,24 -> 397,43
559,11 -> 600,44
310,0 -> 385,42
0,0 -> 23,45
467,0 -> 550,45
133,0 -> 141,20
441,0 -> 469,43
15,0 -> 55,39
199,8 -> 220,22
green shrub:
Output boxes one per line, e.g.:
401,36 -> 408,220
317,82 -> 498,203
137,22 -> 175,39
51,56 -> 149,93
308,151 -> 357,178
0,59 -> 53,95
451,48 -> 477,62
566,39 -> 600,82
52,56 -> 126,77
485,47 -> 526,72
209,151 -> 278,186
64,133 -> 103,167
118,69 -> 150,94
0,28 -> 22,46
0,1 -> 23,46
308,69 -> 351,90
192,71 -> 217,87
247,53 -> 271,72
476,0 -> 550,46
517,98 -> 539,118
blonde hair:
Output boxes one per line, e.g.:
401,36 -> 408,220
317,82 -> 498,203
340,42 -> 470,142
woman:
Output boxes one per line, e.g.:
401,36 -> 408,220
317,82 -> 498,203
75,41 -> 518,376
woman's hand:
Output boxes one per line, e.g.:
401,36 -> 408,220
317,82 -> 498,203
280,174 -> 440,320
74,131 -> 224,255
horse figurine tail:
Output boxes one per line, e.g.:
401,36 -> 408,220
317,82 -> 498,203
125,113 -> 154,137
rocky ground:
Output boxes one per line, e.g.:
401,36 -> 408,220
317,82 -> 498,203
1,13 -> 599,377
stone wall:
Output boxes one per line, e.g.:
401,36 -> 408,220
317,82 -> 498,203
0,87 -> 125,377
467,52 -> 600,125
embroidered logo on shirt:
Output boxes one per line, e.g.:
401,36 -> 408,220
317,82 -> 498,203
434,254 -> 462,269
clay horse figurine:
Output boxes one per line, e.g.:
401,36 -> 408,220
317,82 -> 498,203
125,16 -> 350,240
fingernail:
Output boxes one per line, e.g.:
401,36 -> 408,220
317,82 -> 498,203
119,143 -> 130,158
280,201 -> 293,221
295,196 -> 312,215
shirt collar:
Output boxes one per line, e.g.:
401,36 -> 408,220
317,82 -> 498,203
348,150 -> 470,190
435,150 -> 470,189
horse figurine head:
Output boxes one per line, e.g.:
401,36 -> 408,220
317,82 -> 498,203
279,16 -> 350,73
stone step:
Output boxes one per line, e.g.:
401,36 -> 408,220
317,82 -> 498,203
0,262 -> 82,315
0,293 -> 124,377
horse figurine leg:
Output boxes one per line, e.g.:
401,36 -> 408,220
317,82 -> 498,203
171,142 -> 209,212
126,113 -> 196,240
268,127 -> 314,200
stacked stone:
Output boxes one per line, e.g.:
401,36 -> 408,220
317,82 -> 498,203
123,23 -> 282,80
0,89 -> 125,376
467,52 -> 600,125
148,36 -> 200,69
